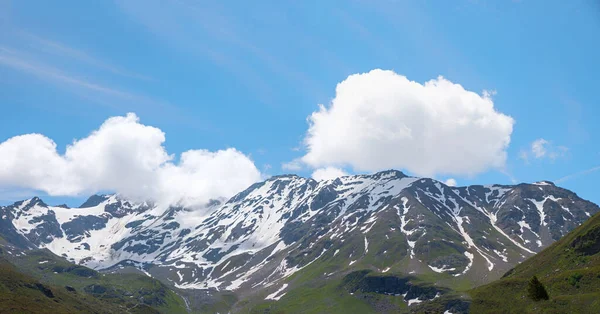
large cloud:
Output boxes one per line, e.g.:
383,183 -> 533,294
301,69 -> 514,177
0,113 -> 261,207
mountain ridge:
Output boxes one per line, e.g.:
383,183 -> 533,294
1,170 -> 598,312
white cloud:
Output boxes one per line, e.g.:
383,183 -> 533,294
301,70 -> 514,177
531,138 -> 548,158
549,146 -> 569,160
0,49 -> 133,99
0,113 -> 261,207
18,31 -> 151,81
281,159 -> 303,172
444,178 -> 457,187
311,167 -> 348,181
521,138 -> 568,162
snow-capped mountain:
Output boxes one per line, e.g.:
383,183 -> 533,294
1,170 -> 598,298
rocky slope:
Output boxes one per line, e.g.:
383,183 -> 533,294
0,170 -> 598,311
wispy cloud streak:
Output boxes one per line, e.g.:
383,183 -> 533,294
555,166 -> 600,184
0,47 -> 142,100
18,31 -> 153,81
115,0 -> 278,106
116,0 -> 327,104
0,47 -> 214,131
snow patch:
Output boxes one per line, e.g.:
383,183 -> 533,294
528,197 -> 550,226
455,251 -> 474,276
265,283 -> 288,301
407,298 -> 423,306
428,264 -> 456,273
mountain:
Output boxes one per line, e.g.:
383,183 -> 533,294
466,210 -> 600,314
1,170 -> 598,313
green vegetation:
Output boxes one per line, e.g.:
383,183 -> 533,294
247,278 -> 381,314
240,267 -> 460,314
0,243 -> 188,313
0,257 -> 115,313
469,212 -> 600,313
234,214 -> 484,314
568,273 -> 583,288
526,276 -> 549,301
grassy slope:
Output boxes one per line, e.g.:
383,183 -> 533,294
0,257 -> 119,314
0,242 -> 188,314
469,212 -> 600,314
234,215 -> 480,314
239,210 -> 600,314
233,227 -> 474,314
238,252 -> 457,314
235,234 -> 400,313
242,268 -> 471,314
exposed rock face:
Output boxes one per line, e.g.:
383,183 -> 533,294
571,225 -> 600,255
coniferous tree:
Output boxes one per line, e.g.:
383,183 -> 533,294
527,275 -> 549,301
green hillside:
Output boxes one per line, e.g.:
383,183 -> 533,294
469,212 -> 600,313
0,239 -> 188,314
240,211 -> 600,314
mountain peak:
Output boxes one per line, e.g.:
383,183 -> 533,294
370,169 -> 408,179
533,180 -> 555,186
268,174 -> 305,180
29,196 -> 45,205
79,194 -> 112,208
13,196 -> 47,209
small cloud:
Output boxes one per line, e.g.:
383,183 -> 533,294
444,178 -> 457,186
311,167 -> 348,181
281,159 -> 303,171
520,138 -> 567,163
531,138 -> 548,158
482,89 -> 497,98
549,146 -> 569,160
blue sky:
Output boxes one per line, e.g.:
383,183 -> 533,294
0,0 -> 599,207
